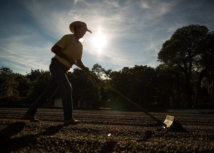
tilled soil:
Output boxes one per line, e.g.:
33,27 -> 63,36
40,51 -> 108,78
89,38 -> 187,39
0,108 -> 214,153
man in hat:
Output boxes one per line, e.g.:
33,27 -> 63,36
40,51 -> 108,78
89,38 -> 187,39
23,21 -> 91,125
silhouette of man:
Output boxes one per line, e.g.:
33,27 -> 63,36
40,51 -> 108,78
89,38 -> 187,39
24,21 -> 91,125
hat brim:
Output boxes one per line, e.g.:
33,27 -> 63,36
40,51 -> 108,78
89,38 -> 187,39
69,22 -> 92,34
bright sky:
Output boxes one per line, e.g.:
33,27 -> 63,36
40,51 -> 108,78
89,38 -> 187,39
0,0 -> 214,74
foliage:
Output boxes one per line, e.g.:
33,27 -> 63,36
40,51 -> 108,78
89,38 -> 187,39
68,68 -> 100,108
109,65 -> 160,108
26,69 -> 46,82
27,70 -> 51,102
155,64 -> 186,108
201,71 -> 214,103
15,74 -> 31,98
0,66 -> 18,97
158,25 -> 214,107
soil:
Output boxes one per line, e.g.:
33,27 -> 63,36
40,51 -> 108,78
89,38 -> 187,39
0,108 -> 214,153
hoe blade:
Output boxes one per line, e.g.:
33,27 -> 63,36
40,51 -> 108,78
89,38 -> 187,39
164,115 -> 174,128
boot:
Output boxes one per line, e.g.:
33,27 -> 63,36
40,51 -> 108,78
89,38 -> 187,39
64,119 -> 79,125
23,113 -> 39,122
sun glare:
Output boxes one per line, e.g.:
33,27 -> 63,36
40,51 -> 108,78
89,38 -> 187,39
93,28 -> 107,53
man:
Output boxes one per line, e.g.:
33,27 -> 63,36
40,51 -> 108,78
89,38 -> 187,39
23,21 -> 91,125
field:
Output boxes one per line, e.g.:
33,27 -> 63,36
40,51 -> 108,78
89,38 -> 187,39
0,108 -> 214,153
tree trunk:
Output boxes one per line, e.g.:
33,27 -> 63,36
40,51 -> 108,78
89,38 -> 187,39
175,74 -> 180,108
139,93 -> 142,104
185,74 -> 193,108
195,66 -> 210,108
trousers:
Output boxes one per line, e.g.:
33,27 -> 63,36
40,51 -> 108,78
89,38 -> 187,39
26,58 -> 73,121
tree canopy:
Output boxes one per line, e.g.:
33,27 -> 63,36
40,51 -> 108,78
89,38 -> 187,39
158,25 -> 214,107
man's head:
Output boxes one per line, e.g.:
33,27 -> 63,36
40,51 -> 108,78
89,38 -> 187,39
74,26 -> 87,38
69,21 -> 92,34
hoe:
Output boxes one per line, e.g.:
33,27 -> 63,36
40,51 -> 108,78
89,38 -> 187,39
89,73 -> 186,132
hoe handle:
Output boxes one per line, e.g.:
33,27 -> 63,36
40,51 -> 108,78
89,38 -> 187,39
89,73 -> 166,127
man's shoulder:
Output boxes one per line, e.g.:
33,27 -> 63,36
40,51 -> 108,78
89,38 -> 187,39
60,34 -> 74,42
62,34 -> 73,38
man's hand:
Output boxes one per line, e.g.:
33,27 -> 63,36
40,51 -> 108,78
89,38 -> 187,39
84,67 -> 90,75
76,59 -> 90,75
70,60 -> 77,65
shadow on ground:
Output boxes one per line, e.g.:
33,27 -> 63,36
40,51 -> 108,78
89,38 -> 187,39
0,122 -> 64,152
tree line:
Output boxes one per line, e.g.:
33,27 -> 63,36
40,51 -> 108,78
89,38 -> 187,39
0,25 -> 213,110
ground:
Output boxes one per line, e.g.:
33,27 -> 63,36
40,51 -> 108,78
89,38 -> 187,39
0,108 -> 214,153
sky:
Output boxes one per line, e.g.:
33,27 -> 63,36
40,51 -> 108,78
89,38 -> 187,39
0,0 -> 214,75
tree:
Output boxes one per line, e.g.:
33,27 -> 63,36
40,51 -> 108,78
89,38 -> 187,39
0,66 -> 18,97
158,25 -> 211,108
194,32 -> 214,107
91,63 -> 105,79
109,65 -> 159,109
155,64 -> 186,108
133,65 -> 157,105
15,74 -> 31,98
69,68 -> 100,108
27,71 -> 51,102
90,64 -> 112,104
201,71 -> 214,104
26,69 -> 46,82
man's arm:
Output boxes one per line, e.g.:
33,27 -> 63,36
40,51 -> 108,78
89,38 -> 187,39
76,59 -> 90,74
51,44 -> 76,65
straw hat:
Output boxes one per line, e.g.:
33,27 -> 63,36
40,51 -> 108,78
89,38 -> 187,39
69,21 -> 92,33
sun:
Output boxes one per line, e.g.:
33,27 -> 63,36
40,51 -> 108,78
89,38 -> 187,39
93,29 -> 107,53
